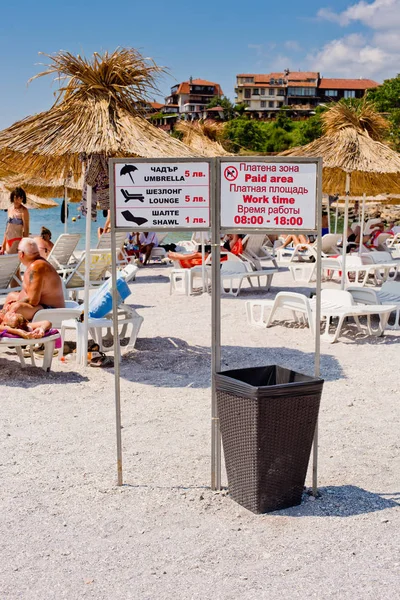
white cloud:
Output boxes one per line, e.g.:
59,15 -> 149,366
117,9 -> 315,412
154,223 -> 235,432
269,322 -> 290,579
284,40 -> 302,52
313,0 -> 400,79
309,33 -> 391,77
318,0 -> 400,28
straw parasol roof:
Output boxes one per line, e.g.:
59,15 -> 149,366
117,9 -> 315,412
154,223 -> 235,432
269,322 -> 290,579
3,173 -> 84,202
0,181 -> 58,209
0,48 -> 199,181
175,121 -> 233,157
281,100 -> 400,195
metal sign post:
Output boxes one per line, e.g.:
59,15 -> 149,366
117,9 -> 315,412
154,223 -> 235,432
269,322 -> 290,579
109,157 -> 212,485
211,157 -> 322,492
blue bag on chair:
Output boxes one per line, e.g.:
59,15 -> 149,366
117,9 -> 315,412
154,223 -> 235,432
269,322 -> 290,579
88,275 -> 131,319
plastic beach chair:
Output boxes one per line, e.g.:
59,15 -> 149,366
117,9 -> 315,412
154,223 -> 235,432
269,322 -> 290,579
246,289 -> 395,343
47,234 -> 81,277
0,332 -> 61,371
0,254 -> 21,297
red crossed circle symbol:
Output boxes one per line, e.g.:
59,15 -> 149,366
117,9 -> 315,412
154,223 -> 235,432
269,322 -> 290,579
224,166 -> 238,181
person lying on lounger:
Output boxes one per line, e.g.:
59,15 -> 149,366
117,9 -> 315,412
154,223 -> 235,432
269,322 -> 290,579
168,234 -> 243,269
280,234 -> 309,249
0,311 -> 52,339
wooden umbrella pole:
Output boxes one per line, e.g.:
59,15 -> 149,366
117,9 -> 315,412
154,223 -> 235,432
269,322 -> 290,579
64,180 -> 68,234
335,202 -> 339,233
341,174 -> 351,290
359,194 -> 366,256
82,185 -> 92,366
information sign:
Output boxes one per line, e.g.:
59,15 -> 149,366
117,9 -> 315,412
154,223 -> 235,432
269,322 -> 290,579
113,161 -> 210,229
220,160 -> 317,230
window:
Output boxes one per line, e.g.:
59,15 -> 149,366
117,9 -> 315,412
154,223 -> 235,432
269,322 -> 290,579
278,89 -> 285,96
268,101 -> 274,108
269,78 -> 275,85
244,77 -> 254,83
253,88 -> 259,95
244,100 -> 251,106
260,101 -> 266,108
278,79 -> 283,85
244,88 -> 251,99
269,88 -> 274,96
187,105 -> 194,112
260,88 -> 265,96
287,87 -> 316,96
344,90 -> 356,98
325,90 -> 338,96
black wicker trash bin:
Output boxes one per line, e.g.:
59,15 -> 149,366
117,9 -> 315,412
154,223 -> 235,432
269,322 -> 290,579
216,365 -> 323,514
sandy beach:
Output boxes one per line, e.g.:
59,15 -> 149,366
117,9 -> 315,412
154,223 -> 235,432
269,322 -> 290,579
1,264 -> 399,599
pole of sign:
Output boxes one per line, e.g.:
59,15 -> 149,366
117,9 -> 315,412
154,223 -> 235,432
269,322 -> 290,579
82,185 -> 92,366
211,159 -> 221,491
109,161 -> 123,486
201,231 -> 206,293
312,157 -> 323,497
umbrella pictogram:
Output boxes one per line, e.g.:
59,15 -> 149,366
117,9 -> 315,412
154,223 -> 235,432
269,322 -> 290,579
120,164 -> 138,184
121,190 -> 144,202
121,210 -> 148,226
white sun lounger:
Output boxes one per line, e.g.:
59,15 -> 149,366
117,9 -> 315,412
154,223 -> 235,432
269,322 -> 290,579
321,254 -> 399,287
0,254 -> 22,297
242,234 -> 278,269
0,333 -> 61,371
347,281 -> 400,330
246,289 -> 395,343
47,233 -> 81,278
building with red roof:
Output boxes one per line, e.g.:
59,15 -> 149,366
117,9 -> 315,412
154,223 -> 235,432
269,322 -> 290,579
235,70 -> 379,119
318,78 -> 379,102
164,77 -> 223,120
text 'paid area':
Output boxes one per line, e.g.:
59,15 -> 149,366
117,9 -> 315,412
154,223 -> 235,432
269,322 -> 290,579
220,162 -> 317,229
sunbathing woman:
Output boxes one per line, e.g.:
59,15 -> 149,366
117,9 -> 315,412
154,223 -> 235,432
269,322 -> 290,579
0,311 -> 52,340
168,234 -> 243,269
280,233 -> 309,249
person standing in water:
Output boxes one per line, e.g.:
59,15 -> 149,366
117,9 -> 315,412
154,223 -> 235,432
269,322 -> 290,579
0,187 -> 30,287
0,187 -> 30,255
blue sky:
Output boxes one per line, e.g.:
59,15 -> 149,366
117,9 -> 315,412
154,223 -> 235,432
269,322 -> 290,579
0,0 -> 399,129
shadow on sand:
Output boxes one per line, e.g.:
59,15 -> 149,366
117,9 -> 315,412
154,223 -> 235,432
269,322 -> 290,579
0,356 -> 89,388
120,335 -> 344,388
275,485 -> 400,517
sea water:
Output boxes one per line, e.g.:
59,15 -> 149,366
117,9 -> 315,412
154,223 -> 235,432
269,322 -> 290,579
0,201 -> 191,250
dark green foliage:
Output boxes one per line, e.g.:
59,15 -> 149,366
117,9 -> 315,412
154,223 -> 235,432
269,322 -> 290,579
206,96 -> 235,120
367,75 -> 400,112
222,107 -> 325,153
367,75 -> 400,150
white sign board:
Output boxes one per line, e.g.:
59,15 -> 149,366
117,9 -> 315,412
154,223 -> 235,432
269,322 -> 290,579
113,161 -> 210,229
220,161 -> 317,230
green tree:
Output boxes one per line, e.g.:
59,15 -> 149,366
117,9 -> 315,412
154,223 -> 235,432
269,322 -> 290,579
297,106 -> 326,145
367,75 -> 400,111
206,96 -> 235,120
367,75 -> 400,150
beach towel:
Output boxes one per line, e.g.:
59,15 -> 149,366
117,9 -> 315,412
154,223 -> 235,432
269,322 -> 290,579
0,329 -> 62,348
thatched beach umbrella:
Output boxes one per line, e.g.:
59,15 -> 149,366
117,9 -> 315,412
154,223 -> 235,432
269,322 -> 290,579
0,49 -> 197,181
175,121 -> 233,157
0,48 -> 199,376
282,100 -> 400,286
0,181 -> 57,210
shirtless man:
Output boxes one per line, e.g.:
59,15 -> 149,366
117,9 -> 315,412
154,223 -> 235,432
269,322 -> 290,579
3,238 -> 65,319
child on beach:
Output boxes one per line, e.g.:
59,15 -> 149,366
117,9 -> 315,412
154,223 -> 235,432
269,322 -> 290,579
0,310 -> 52,340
